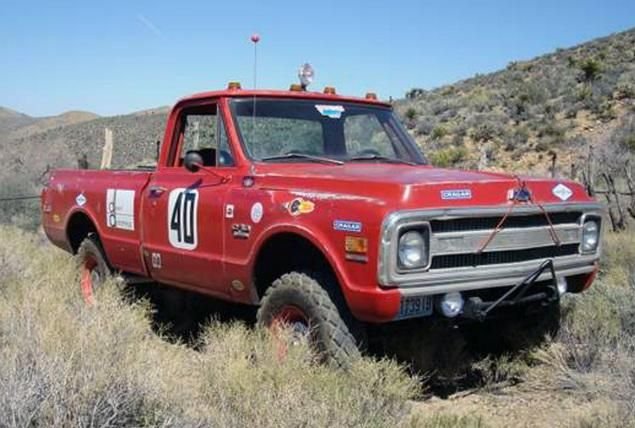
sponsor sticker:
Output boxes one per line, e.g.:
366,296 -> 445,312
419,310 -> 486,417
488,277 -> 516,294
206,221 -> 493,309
151,252 -> 162,269
440,189 -> 472,200
106,189 -> 135,231
250,202 -> 264,223
225,204 -> 235,219
232,223 -> 252,239
333,220 -> 363,233
75,193 -> 87,207
552,183 -> 573,201
285,198 -> 315,216
315,104 -> 345,119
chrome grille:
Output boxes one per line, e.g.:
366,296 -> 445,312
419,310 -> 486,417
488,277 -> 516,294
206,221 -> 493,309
429,212 -> 582,233
430,244 -> 580,269
378,203 -> 603,291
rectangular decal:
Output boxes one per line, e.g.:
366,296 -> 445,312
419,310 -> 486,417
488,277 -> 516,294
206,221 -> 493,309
315,105 -> 345,119
333,220 -> 363,233
440,189 -> 472,200
106,189 -> 135,231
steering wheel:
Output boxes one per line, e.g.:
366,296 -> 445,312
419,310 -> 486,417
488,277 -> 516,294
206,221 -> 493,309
356,149 -> 382,157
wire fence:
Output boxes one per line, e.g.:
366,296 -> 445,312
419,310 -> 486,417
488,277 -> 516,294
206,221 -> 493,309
0,195 -> 40,202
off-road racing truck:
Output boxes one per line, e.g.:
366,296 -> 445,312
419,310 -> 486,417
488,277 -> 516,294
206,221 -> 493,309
42,81 -> 602,366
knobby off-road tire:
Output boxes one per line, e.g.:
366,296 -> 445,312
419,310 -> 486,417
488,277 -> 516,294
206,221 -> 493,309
76,234 -> 112,305
257,272 -> 361,368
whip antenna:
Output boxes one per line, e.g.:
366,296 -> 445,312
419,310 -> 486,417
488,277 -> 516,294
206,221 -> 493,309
250,33 -> 260,144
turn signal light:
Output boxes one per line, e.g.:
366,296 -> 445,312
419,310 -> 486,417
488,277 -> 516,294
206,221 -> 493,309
289,83 -> 303,91
365,92 -> 378,100
345,236 -> 368,254
323,86 -> 337,95
227,81 -> 242,90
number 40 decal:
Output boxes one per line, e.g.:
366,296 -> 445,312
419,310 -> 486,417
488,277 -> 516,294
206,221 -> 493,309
168,188 -> 199,250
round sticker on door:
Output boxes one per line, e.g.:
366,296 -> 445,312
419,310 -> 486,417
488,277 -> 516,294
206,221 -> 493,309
250,202 -> 263,224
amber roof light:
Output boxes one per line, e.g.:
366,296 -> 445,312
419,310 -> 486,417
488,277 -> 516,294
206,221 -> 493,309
227,81 -> 242,90
323,86 -> 337,95
289,83 -> 303,91
365,92 -> 378,100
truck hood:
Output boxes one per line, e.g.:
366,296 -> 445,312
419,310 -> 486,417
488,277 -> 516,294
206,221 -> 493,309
255,163 -> 592,208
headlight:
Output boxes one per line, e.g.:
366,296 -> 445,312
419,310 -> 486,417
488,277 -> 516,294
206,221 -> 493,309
398,230 -> 429,269
581,220 -> 599,253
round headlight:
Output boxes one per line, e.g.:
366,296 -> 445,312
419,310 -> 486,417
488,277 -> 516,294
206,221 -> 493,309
581,220 -> 599,252
398,230 -> 428,269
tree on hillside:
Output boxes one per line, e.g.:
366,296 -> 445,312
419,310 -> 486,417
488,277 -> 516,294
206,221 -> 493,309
578,58 -> 602,84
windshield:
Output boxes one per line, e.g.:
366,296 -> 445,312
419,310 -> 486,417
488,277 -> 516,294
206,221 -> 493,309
229,99 -> 426,164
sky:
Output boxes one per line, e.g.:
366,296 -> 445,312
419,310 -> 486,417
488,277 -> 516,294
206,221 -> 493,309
1,0 -> 634,117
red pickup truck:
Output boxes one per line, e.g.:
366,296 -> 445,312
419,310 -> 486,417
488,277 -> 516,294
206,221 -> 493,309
42,83 -> 602,366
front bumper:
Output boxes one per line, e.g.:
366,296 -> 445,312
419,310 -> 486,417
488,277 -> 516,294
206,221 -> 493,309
397,254 -> 597,297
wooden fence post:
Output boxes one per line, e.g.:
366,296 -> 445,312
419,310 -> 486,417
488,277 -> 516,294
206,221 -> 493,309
100,128 -> 113,170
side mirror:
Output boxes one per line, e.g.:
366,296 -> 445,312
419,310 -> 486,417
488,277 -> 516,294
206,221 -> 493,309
183,151 -> 203,173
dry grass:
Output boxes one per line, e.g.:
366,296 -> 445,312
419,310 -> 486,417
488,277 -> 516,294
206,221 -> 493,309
523,229 -> 635,425
1,225 -> 634,427
0,226 -> 420,427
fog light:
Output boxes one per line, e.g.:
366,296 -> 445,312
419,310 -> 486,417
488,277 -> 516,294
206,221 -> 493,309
557,276 -> 568,296
438,292 -> 464,318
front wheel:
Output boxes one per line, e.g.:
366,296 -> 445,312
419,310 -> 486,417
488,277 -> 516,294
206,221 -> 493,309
76,235 -> 111,305
257,272 -> 361,367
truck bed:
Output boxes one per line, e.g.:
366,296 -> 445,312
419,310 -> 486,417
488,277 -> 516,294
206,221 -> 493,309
42,168 -> 153,275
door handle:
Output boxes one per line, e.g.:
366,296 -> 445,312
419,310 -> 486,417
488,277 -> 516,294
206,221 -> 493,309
148,185 -> 167,197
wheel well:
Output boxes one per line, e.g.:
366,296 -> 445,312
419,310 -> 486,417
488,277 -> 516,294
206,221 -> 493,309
254,233 -> 338,299
67,212 -> 98,253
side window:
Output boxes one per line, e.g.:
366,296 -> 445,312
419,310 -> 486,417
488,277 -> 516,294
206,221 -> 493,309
176,106 -> 218,167
344,114 -> 396,157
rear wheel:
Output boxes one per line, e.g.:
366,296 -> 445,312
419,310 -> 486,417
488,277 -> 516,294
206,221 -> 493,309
257,271 -> 361,367
76,234 -> 111,305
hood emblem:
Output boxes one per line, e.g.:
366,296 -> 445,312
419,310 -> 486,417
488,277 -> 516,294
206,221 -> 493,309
508,187 -> 532,202
552,184 -> 573,201
440,189 -> 472,200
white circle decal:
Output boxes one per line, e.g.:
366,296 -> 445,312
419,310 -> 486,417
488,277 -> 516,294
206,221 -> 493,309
250,202 -> 263,223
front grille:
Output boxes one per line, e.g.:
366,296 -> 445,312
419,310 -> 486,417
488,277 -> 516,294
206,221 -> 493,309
430,212 -> 581,233
430,244 -> 579,269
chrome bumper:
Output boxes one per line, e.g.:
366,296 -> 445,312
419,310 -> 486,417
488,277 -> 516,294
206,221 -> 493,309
378,202 -> 603,296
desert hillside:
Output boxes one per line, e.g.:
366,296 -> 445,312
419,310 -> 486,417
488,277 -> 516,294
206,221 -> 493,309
395,28 -> 635,181
1,29 -> 635,229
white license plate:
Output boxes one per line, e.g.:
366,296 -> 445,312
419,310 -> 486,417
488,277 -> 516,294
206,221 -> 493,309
397,295 -> 433,320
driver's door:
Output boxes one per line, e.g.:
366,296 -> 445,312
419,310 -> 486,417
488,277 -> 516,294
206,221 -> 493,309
141,102 -> 233,295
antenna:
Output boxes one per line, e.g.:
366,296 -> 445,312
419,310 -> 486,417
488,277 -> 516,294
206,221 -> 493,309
250,33 -> 260,145
250,33 -> 260,89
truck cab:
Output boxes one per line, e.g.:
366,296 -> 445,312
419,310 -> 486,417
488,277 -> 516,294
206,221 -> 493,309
42,82 -> 602,366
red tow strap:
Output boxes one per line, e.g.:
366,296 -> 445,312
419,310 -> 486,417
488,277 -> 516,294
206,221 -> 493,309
476,177 -> 561,254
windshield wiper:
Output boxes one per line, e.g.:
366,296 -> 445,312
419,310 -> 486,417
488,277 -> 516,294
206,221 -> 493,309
348,155 -> 417,166
261,152 -> 344,165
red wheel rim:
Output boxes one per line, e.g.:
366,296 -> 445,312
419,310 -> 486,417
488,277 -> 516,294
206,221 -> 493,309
271,305 -> 311,361
80,255 -> 98,305
274,305 -> 309,326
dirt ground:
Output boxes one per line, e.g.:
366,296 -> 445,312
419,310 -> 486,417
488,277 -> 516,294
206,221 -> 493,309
413,384 -> 615,427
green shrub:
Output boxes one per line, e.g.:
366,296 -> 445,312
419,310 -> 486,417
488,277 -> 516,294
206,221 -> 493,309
428,147 -> 467,167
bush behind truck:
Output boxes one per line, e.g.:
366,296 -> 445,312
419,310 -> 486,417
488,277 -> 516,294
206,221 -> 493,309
41,80 -> 602,367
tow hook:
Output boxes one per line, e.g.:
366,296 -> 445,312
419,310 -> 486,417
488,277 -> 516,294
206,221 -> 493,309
463,259 -> 559,322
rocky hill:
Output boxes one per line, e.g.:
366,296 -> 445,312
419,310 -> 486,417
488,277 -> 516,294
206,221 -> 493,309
395,28 -> 635,180
2,28 -> 635,228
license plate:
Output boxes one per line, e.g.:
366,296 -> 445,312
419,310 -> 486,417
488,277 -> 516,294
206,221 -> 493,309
397,295 -> 433,320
